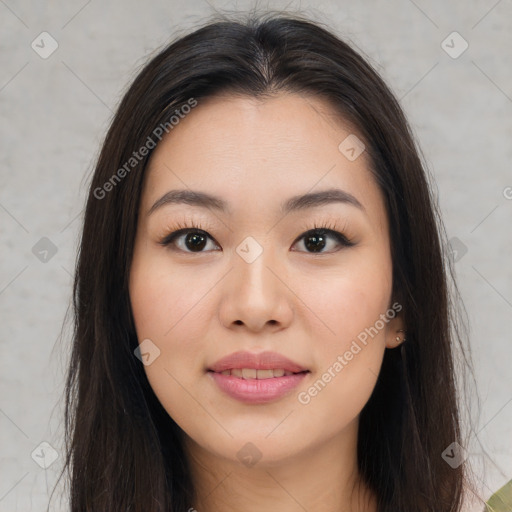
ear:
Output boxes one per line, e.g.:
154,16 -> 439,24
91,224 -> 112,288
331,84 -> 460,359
384,303 -> 406,350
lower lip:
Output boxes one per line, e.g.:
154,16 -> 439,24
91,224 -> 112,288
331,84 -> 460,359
208,371 -> 309,404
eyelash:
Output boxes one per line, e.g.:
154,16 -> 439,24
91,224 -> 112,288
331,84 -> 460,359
158,219 -> 356,254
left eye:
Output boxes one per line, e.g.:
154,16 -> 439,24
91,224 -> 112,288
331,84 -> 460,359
292,228 -> 354,253
160,227 -> 354,254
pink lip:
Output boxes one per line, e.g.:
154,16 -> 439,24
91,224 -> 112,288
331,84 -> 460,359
207,351 -> 309,404
208,350 -> 307,373
209,372 -> 308,404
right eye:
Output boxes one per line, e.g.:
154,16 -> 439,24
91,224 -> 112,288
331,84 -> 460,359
159,227 -> 221,253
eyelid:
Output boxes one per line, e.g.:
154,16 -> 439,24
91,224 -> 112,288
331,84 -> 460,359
156,217 -> 218,243
291,219 -> 355,247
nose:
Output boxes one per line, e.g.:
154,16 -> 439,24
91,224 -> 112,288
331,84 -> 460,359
218,242 -> 294,333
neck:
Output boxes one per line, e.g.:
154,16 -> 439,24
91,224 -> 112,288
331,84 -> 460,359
183,419 -> 378,512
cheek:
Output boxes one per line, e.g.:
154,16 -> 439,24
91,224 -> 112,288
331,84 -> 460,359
292,259 -> 392,429
297,260 -> 393,350
129,257 -> 213,428
129,250 -> 203,370
130,275 -> 210,369
129,249 -> 211,341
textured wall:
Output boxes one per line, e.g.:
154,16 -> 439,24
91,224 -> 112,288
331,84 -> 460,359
1,1 -> 511,510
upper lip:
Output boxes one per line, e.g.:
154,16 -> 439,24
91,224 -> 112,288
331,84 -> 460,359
208,351 -> 308,373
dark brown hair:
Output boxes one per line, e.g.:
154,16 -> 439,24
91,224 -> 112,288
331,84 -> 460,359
53,10 -> 481,511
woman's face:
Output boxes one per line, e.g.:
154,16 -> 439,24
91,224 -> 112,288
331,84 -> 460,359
129,92 -> 404,466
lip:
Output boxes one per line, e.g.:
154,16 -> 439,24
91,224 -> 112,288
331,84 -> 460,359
208,350 -> 308,373
209,372 -> 308,404
207,351 -> 309,404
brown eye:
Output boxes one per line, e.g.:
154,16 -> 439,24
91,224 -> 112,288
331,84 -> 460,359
292,228 -> 354,254
160,229 -> 220,253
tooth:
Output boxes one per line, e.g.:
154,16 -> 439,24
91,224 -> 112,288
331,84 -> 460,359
225,368 -> 291,379
242,368 -> 257,379
256,369 -> 274,379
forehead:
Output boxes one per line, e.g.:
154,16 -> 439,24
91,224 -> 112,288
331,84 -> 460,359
142,92 -> 385,223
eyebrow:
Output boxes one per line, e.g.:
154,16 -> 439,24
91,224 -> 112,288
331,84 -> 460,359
147,188 -> 366,217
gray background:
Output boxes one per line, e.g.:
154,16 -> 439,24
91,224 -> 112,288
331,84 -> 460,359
1,1 -> 511,510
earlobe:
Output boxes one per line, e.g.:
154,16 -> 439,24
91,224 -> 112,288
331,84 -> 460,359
386,327 -> 407,349
383,293 -> 406,349
395,328 -> 407,344
385,311 -> 407,349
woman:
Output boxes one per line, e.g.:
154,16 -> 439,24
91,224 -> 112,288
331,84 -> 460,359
56,11 -> 482,511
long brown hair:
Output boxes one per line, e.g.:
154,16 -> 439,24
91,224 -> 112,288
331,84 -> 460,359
53,10 -> 480,511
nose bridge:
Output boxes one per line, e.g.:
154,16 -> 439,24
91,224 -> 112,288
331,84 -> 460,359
234,234 -> 279,299
219,234 -> 293,330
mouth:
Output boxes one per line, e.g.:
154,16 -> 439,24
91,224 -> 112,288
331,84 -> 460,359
206,350 -> 310,404
207,356 -> 311,405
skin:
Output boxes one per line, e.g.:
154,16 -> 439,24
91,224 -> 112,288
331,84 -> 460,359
129,92 -> 405,512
